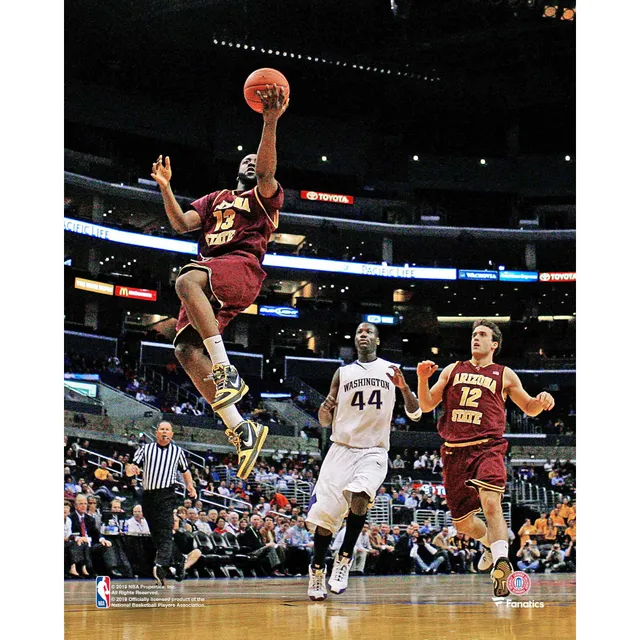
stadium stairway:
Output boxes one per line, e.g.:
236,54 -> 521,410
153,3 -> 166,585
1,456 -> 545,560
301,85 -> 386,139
98,383 -> 161,420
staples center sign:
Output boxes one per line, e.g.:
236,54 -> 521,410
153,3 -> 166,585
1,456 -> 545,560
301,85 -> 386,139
301,190 -> 354,205
539,272 -> 577,283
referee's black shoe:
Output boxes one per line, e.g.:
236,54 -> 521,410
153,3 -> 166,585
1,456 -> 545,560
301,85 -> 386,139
225,420 -> 269,479
174,563 -> 186,582
206,364 -> 248,411
153,564 -> 168,588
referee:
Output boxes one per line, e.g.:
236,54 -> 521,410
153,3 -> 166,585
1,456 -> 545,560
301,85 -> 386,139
126,421 -> 196,586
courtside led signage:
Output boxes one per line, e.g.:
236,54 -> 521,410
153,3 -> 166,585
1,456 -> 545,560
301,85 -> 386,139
64,217 -> 198,255
458,270 -> 499,281
301,190 -> 354,205
362,314 -> 401,325
539,272 -> 576,282
115,286 -> 158,301
263,255 -> 457,281
259,306 -> 300,318
75,277 -> 114,296
498,271 -> 538,283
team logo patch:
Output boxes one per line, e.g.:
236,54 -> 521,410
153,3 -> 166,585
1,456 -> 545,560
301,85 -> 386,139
96,576 -> 111,608
507,571 -> 531,595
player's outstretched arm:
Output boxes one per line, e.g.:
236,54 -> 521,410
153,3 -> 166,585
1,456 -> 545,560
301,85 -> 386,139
504,368 -> 555,417
386,366 -> 421,421
150,155 -> 201,233
417,361 -> 454,412
256,85 -> 288,199
318,369 -> 340,427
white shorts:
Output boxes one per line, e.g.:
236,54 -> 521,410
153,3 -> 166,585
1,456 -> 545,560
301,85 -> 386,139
305,442 -> 388,534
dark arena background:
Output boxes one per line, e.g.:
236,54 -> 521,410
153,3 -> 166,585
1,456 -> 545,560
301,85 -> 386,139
64,1 -> 576,638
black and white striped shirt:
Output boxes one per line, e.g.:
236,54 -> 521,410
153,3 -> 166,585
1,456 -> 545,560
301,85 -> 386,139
133,441 -> 189,491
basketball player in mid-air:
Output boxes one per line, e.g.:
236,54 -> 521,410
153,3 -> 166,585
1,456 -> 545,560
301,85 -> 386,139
306,322 -> 422,600
150,85 -> 288,479
417,319 -> 555,597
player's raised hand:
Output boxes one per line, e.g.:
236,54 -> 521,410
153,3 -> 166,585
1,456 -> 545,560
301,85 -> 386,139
417,361 -> 438,379
536,391 -> 555,411
258,84 -> 289,123
386,365 -> 407,389
151,155 -> 172,190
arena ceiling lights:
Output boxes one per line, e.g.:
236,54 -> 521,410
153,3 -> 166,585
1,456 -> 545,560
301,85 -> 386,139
210,37 -> 440,83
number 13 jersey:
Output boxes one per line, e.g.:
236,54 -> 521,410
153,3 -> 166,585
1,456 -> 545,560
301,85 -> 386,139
332,358 -> 398,451
437,361 -> 507,443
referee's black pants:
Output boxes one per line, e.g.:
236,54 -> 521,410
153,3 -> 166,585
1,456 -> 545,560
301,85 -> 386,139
142,487 -> 176,568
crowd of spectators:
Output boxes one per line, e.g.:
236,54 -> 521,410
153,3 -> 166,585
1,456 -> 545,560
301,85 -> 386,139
64,433 -> 576,581
515,458 -> 576,498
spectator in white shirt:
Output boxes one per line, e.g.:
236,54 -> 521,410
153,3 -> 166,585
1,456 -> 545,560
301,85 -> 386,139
413,457 -> 425,470
224,511 -> 241,537
218,481 -> 231,497
125,505 -> 151,535
404,491 -> 419,509
194,510 -> 213,535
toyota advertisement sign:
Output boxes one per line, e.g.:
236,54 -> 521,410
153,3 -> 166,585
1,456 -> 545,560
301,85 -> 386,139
301,190 -> 354,205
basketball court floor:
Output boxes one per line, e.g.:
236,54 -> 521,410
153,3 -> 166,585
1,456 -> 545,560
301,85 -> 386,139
65,574 -> 576,639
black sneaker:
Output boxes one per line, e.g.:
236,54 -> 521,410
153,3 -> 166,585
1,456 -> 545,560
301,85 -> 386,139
491,557 -> 513,598
175,563 -> 186,582
225,420 -> 269,480
153,564 -> 168,588
206,364 -> 248,410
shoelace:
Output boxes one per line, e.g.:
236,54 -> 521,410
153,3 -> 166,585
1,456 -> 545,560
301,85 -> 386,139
225,427 -> 241,450
311,570 -> 325,590
203,365 -> 228,390
334,560 -> 350,582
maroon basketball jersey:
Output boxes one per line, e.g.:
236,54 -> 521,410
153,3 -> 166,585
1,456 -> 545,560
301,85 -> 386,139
190,183 -> 284,262
437,361 -> 507,443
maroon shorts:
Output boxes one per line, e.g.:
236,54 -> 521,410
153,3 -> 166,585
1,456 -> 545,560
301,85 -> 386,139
441,437 -> 508,522
174,252 -> 266,343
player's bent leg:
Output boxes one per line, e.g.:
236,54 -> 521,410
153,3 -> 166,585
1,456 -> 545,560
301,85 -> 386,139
308,525 -> 331,601
454,514 -> 493,573
175,335 -> 265,479
175,270 -> 220,339
175,340 -> 217,405
329,492 -> 368,594
479,488 -> 512,597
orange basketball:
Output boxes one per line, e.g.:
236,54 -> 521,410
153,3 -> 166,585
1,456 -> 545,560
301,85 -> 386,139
243,68 -> 290,113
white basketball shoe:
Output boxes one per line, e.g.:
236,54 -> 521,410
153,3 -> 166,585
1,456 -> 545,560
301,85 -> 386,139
308,565 -> 328,601
328,554 -> 353,594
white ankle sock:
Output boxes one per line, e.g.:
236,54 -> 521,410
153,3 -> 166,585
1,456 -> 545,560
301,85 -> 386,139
217,404 -> 244,430
203,335 -> 229,365
490,540 -> 509,560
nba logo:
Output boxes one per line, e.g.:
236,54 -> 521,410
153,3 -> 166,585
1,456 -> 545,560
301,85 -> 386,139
507,571 -> 531,596
96,576 -> 111,608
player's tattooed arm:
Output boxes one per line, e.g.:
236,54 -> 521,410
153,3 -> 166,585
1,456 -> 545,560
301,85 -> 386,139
416,361 -> 455,412
503,367 -> 555,416
318,369 -> 340,427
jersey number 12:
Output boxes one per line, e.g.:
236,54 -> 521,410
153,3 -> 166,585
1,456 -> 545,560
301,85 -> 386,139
351,389 -> 382,411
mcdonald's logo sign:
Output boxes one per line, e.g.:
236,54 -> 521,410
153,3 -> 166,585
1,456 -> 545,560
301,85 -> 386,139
115,286 -> 157,301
